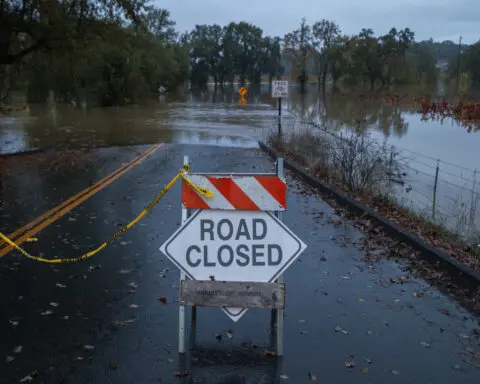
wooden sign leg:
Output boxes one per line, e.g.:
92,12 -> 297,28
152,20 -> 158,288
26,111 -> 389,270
190,306 -> 197,350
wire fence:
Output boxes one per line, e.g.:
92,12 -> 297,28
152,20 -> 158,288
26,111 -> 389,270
267,117 -> 480,246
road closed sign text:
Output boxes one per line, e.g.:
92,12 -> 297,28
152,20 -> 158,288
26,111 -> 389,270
160,210 -> 306,283
272,80 -> 289,98
186,217 -> 283,268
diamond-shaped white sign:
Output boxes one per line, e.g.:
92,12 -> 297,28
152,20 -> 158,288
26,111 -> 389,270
160,209 -> 307,322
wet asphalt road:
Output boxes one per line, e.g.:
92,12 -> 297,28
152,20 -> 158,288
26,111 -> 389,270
1,144 -> 479,384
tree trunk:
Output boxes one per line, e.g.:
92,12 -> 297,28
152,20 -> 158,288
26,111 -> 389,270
321,63 -> 328,92
300,71 -> 307,94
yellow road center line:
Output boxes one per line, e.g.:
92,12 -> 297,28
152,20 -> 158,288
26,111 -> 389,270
0,144 -> 158,252
0,143 -> 162,258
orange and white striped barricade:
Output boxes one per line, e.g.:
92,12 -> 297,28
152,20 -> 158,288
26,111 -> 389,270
160,155 -> 307,356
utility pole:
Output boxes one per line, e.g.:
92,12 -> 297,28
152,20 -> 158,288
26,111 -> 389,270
456,36 -> 462,95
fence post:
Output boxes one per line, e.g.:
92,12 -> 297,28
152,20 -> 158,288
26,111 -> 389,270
388,147 -> 394,192
432,160 -> 440,220
470,168 -> 478,226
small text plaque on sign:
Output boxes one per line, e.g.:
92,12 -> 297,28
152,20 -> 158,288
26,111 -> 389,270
272,80 -> 289,98
180,280 -> 285,309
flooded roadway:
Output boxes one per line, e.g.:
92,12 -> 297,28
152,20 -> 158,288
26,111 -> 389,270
0,143 -> 479,383
0,94 -> 278,155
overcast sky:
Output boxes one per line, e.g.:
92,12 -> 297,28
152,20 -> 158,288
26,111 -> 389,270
155,0 -> 478,44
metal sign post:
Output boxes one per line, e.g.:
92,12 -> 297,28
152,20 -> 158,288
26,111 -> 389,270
160,155 -> 306,356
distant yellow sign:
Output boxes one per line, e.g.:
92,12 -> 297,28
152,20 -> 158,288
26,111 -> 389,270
238,87 -> 247,97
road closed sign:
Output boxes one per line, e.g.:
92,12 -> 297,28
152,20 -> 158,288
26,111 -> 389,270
160,209 -> 306,321
272,80 -> 289,98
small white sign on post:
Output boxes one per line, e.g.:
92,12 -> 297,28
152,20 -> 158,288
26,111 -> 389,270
272,80 -> 289,98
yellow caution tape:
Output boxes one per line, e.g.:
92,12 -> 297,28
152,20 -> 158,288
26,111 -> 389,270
0,165 -> 212,264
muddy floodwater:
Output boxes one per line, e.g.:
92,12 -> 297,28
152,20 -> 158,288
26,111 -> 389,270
1,86 -> 479,235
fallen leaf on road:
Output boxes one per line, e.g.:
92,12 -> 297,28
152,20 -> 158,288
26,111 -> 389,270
129,304 -> 139,308
392,370 -> 400,375
84,345 -> 95,350
41,310 -> 54,316
358,298 -> 365,302
26,237 -> 38,242
345,358 -> 356,368
264,349 -> 276,357
308,372 -> 317,381
390,276 -> 410,284
49,302 -> 59,307
438,308 -> 451,316
110,363 -> 117,370
128,282 -> 139,289
56,283 -> 67,288
5,356 -> 15,363
75,356 -> 84,361
14,345 -> 23,353
113,319 -> 135,327
364,357 -> 372,364
19,370 -> 37,383
334,325 -> 349,334
118,269 -> 133,274
157,296 -> 167,304
420,341 -> 431,348
361,367 -> 369,374
173,371 -> 189,377
9,320 -> 19,326
279,374 -> 289,380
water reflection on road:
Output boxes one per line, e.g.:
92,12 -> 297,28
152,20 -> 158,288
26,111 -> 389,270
0,93 -> 279,155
